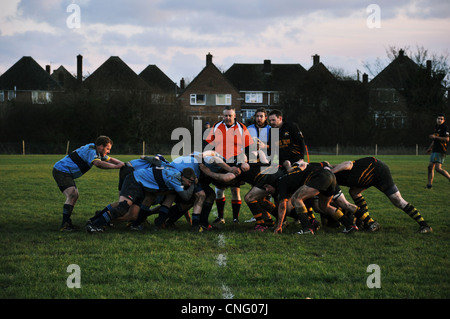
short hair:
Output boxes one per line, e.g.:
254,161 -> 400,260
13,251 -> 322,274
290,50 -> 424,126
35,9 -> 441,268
437,113 -> 445,119
95,136 -> 113,146
223,106 -> 236,112
255,107 -> 268,117
181,167 -> 196,181
268,109 -> 283,118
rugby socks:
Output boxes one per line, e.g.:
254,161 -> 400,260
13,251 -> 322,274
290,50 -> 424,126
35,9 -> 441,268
231,200 -> 241,220
247,200 -> 267,225
403,204 -> 427,226
352,206 -> 374,226
154,205 -> 169,227
215,197 -> 226,219
166,204 -> 186,225
354,195 -> 369,215
200,201 -> 214,228
332,208 -> 353,228
295,205 -> 313,230
62,204 -> 74,224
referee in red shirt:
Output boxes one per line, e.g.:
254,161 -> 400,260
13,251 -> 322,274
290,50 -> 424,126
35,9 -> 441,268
205,106 -> 254,224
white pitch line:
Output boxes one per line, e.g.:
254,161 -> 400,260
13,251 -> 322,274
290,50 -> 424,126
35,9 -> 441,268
216,233 -> 234,299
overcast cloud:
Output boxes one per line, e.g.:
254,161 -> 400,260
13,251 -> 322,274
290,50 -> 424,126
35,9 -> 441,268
0,0 -> 449,83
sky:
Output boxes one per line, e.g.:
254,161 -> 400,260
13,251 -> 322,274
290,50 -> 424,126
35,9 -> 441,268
0,0 -> 449,85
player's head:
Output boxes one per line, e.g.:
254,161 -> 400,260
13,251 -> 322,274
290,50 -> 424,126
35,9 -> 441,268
254,107 -> 268,127
268,109 -> 283,128
223,106 -> 236,126
181,167 -> 196,188
437,113 -> 445,124
95,135 -> 113,156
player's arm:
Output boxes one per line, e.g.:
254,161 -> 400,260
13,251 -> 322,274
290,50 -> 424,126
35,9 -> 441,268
330,161 -> 353,174
93,158 -> 124,169
199,164 -> 237,183
177,183 -> 195,202
274,198 -> 288,234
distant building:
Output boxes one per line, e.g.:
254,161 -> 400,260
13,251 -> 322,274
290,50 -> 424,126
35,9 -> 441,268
0,56 -> 62,104
225,59 -> 307,123
177,53 -> 242,126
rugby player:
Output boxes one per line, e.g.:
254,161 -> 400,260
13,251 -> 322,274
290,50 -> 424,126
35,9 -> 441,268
85,165 -> 197,233
331,157 -> 432,233
53,136 -> 124,231
426,114 -> 450,188
264,163 -> 358,235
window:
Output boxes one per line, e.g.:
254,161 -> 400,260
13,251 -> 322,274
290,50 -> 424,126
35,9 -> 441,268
190,94 -> 206,105
32,91 -> 53,104
216,94 -> 231,105
0,91 -> 4,102
241,109 -> 256,122
245,93 -> 263,103
273,93 -> 280,104
8,90 -> 16,101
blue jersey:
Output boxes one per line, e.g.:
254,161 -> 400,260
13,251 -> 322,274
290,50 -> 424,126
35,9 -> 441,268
129,158 -> 152,171
53,143 -> 109,179
247,124 -> 271,145
133,165 -> 184,192
170,152 -> 201,178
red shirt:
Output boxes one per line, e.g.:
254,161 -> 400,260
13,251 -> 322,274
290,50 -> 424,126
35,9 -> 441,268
205,120 -> 254,161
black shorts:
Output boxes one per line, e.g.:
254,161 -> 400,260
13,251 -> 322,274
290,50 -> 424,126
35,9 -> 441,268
53,167 -> 76,192
372,161 -> 398,196
118,163 -> 135,191
305,169 -> 336,197
120,174 -> 145,203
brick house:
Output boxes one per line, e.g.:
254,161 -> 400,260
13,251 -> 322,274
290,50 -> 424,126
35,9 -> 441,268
177,53 -> 242,126
0,56 -> 62,104
224,59 -> 307,123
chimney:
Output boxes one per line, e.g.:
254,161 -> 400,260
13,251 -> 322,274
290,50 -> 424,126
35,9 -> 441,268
206,52 -> 213,66
180,78 -> 185,90
263,60 -> 272,74
313,54 -> 320,66
362,73 -> 368,84
77,54 -> 83,83
399,49 -> 405,58
46,65 -> 51,74
426,60 -> 432,77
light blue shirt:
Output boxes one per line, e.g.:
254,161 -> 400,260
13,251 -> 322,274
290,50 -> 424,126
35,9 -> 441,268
53,143 -> 109,179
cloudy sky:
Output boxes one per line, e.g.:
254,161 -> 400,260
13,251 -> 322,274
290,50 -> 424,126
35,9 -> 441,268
1,0 -> 449,84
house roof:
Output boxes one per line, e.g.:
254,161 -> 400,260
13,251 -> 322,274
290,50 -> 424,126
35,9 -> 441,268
224,62 -> 307,91
0,56 -> 62,91
180,60 -> 240,96
51,65 -> 78,90
369,50 -> 422,90
304,62 -> 337,84
139,65 -> 178,93
83,56 -> 149,91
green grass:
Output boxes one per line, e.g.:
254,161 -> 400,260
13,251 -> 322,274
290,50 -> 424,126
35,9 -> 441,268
0,154 -> 449,300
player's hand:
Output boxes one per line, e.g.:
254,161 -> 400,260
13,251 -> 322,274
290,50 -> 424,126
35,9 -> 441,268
274,225 -> 283,234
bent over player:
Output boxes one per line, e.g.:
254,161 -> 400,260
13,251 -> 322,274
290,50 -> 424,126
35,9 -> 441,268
86,165 -> 197,233
332,157 -> 432,233
53,136 -> 124,231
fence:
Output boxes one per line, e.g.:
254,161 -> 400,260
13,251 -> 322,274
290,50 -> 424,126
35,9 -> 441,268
0,141 -> 430,156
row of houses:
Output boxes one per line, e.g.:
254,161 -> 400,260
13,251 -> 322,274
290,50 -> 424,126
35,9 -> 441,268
0,50 -> 447,127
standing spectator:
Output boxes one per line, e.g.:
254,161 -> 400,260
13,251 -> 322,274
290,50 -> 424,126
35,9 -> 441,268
205,106 -> 254,224
53,136 -> 124,231
247,107 -> 271,155
426,113 -> 450,189
268,109 -> 307,170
